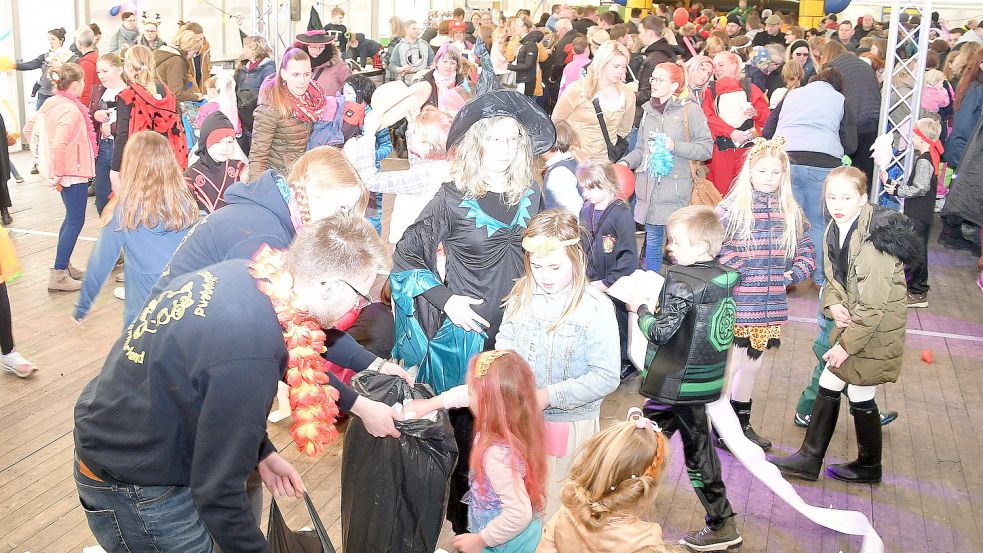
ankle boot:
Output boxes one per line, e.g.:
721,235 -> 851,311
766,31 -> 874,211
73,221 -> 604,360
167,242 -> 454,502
67,263 -> 85,280
1,208 -> 11,226
769,390 -> 840,480
827,401 -> 882,484
48,268 -> 82,292
732,399 -> 772,450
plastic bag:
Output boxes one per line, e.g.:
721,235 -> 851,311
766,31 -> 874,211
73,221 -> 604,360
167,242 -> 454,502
341,372 -> 458,553
268,492 -> 337,553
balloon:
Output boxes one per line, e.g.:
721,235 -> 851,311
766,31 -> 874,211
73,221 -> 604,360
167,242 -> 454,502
824,0 -> 851,14
0,56 -> 14,73
673,8 -> 689,27
613,163 -> 635,199
109,5 -> 120,16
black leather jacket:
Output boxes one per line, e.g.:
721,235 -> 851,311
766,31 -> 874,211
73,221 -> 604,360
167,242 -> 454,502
638,262 -> 739,405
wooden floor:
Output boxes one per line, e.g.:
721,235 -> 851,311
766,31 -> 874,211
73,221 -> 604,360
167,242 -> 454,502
2,148 -> 983,553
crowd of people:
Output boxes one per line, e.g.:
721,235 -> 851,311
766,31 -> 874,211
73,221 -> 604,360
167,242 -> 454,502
0,2 -> 981,553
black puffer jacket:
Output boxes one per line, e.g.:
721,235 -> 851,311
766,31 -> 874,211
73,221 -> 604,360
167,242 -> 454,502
637,262 -> 740,405
631,38 -> 678,125
508,30 -> 544,84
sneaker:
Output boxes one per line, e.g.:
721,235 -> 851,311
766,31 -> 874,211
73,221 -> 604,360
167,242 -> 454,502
0,351 -> 33,378
907,292 -> 928,308
30,165 -> 38,175
681,518 -> 742,551
113,287 -> 125,300
794,412 -> 811,427
13,175 -> 23,183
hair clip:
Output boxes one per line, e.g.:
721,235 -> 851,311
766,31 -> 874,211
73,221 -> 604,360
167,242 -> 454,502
626,407 -> 661,433
747,136 -> 786,157
474,349 -> 509,379
521,235 -> 579,258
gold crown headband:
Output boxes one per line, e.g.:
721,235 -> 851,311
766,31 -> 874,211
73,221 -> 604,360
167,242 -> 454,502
521,235 -> 580,258
747,136 -> 787,158
474,349 -> 510,379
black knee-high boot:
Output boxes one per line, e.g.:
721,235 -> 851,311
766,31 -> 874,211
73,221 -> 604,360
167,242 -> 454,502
732,399 -> 772,450
826,399 -> 882,484
769,387 -> 840,481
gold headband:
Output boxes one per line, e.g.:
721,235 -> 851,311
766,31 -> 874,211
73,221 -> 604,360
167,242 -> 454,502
474,350 -> 510,379
747,136 -> 786,157
521,235 -> 580,258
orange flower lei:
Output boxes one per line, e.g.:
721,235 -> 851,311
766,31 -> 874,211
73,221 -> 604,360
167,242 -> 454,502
250,245 -> 340,456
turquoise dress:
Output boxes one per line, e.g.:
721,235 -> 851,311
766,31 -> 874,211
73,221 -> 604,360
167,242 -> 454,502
464,446 -> 542,552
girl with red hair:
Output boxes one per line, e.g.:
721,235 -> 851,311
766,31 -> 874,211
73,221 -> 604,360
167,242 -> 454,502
619,62 -> 714,272
408,349 -> 548,553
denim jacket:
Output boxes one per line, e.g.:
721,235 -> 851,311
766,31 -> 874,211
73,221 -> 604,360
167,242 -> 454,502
496,285 -> 620,422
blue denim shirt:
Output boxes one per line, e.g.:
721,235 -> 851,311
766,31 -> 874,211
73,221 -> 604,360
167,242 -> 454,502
496,285 -> 620,422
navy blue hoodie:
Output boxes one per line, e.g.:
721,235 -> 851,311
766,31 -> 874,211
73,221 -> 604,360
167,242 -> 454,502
75,260 -> 285,553
155,169 -> 374,410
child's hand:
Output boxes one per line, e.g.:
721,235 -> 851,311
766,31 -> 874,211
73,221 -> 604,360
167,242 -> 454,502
829,303 -> 851,328
536,388 -> 550,410
823,344 -> 850,368
451,532 -> 487,553
405,396 -> 442,418
883,181 -> 896,195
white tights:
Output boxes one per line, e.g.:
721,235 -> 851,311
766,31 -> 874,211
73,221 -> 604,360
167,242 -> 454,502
725,346 -> 765,402
818,368 -> 877,402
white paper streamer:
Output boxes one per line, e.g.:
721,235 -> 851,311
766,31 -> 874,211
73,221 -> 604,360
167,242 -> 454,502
706,398 -> 884,553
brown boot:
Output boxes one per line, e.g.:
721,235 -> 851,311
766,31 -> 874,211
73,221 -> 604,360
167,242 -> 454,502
67,263 -> 85,280
48,269 -> 82,292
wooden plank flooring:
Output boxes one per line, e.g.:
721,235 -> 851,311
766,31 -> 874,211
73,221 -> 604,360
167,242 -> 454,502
1,148 -> 982,552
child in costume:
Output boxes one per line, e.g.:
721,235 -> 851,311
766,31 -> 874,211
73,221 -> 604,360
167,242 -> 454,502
406,350 -> 548,553
579,160 -> 638,377
883,117 -> 942,308
537,410 -> 672,553
716,137 -> 815,451
771,166 -> 918,483
496,209 -> 621,517
342,74 -> 393,235
634,205 -> 742,551
76,132 -> 200,328
184,111 -> 246,213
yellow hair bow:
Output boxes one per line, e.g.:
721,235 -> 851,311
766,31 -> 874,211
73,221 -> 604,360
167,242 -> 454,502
521,235 -> 580,258
747,136 -> 786,157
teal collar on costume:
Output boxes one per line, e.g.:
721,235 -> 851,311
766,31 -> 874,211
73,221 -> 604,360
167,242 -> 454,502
460,188 -> 534,237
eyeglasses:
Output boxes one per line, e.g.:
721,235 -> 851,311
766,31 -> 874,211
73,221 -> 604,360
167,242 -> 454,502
649,77 -> 669,84
340,280 -> 372,306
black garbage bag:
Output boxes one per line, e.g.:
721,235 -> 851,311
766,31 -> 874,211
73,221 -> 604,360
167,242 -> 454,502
268,492 -> 337,553
341,372 -> 458,553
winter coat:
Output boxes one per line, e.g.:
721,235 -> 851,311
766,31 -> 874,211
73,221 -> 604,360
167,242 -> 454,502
235,58 -> 275,91
621,98 -> 712,225
508,30 -> 544,85
77,50 -> 99,106
944,79 -> 983,166
313,56 -> 352,98
630,38 -> 678,126
942,85 -> 983,227
827,53 -> 881,132
543,31 -> 576,84
822,205 -> 918,385
248,103 -> 312,177
24,94 -> 96,182
154,46 -> 199,102
717,190 -> 816,326
553,81 -> 636,163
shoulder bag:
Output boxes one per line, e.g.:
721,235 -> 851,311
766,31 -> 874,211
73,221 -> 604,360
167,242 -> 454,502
682,106 -> 722,207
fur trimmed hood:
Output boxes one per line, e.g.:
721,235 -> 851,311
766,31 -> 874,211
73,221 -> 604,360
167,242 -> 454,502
866,205 -> 922,266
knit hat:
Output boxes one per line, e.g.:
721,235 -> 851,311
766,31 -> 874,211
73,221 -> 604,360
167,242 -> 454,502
765,15 -> 782,25
198,111 -> 235,155
726,13 -> 742,27
789,39 -> 810,54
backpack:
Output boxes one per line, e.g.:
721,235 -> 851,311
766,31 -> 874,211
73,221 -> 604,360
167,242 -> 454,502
307,96 -> 348,149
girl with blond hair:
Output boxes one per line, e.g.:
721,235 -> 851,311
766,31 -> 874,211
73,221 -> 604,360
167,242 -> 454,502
553,41 -> 636,162
496,210 -> 621,518
75,132 -> 199,327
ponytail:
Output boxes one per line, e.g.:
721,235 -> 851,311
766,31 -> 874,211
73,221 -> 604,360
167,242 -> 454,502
123,44 -> 157,92
48,62 -> 84,91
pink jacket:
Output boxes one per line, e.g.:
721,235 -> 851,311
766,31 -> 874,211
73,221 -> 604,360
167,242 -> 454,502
24,94 -> 96,182
560,54 -> 591,96
921,84 -> 951,113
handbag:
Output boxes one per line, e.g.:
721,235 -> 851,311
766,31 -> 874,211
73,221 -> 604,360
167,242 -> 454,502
267,492 -> 337,553
592,98 -> 629,162
682,107 -> 722,207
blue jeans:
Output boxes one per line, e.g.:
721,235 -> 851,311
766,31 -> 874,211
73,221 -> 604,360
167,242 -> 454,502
644,224 -> 666,272
790,164 -> 831,286
54,184 -> 88,270
365,191 -> 383,234
74,458 -> 215,553
94,137 -> 113,215
626,126 -> 639,154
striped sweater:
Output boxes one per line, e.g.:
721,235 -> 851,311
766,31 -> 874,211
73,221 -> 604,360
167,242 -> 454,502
718,190 -> 815,326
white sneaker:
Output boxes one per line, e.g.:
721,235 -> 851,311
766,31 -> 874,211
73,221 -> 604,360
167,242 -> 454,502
0,351 -> 33,378
113,287 -> 125,300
